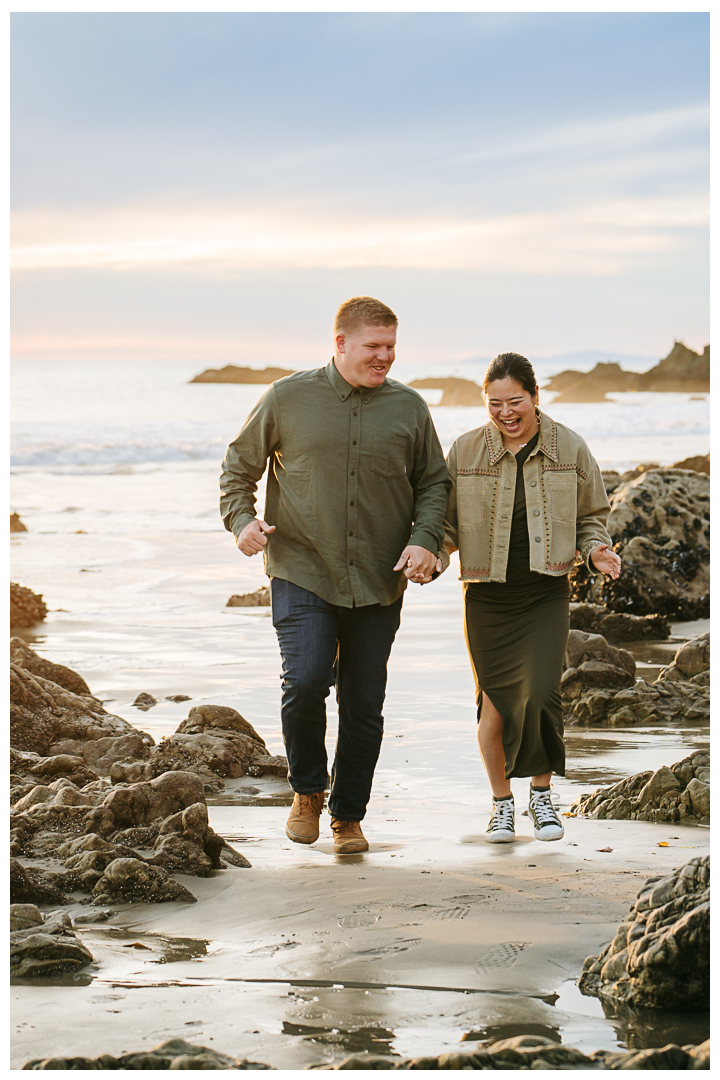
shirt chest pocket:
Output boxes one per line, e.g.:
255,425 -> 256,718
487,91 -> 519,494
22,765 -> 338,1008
456,474 -> 498,528
543,470 -> 578,523
372,433 -> 409,479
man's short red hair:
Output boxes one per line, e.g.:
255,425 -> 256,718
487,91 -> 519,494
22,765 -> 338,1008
334,296 -> 398,337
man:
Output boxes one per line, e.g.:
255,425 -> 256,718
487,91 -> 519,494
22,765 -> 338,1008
219,296 -> 449,854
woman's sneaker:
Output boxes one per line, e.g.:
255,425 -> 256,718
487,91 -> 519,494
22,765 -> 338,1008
529,786 -> 564,841
485,795 -> 515,843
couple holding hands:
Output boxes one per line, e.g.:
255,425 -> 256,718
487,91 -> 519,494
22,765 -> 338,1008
220,296 -> 621,854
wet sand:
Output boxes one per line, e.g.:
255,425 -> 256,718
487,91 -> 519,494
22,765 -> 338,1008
10,529 -> 710,1068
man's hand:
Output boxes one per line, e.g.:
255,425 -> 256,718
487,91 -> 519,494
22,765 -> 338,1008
237,519 -> 276,556
590,543 -> 621,580
393,545 -> 439,584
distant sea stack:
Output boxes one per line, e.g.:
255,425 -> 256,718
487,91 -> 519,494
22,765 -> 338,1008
409,376 -> 484,406
190,365 -> 296,384
545,342 -> 709,403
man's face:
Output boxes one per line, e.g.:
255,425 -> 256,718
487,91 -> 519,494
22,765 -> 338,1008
334,323 -> 397,389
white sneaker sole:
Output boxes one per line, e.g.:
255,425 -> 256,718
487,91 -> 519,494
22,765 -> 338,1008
485,830 -> 516,843
533,825 -> 564,841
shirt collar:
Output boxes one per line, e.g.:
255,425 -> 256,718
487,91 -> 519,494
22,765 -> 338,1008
325,358 -> 384,404
485,410 -> 559,466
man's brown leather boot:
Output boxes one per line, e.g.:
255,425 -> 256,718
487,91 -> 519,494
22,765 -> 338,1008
331,818 -> 369,854
286,792 -> 324,844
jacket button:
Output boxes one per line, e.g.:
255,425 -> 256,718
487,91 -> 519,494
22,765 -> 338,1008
535,536 -> 541,542
534,509 -> 540,516
530,481 -> 537,487
351,471 -> 355,476
349,531 -> 353,537
352,440 -> 357,445
353,411 -> 358,416
349,560 -> 354,566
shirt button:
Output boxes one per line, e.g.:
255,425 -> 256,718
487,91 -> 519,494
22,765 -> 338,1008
350,470 -> 355,476
535,536 -> 542,542
352,440 -> 357,445
350,501 -> 354,506
349,560 -> 354,566
349,531 -> 354,537
530,481 -> 537,487
534,509 -> 540,516
353,411 -> 358,417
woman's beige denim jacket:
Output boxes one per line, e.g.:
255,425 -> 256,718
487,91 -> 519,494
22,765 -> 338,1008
440,411 -> 613,582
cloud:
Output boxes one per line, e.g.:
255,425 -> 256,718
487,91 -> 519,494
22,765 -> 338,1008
11,193 -> 707,277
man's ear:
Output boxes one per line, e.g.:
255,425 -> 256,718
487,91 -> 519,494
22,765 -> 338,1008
335,333 -> 346,355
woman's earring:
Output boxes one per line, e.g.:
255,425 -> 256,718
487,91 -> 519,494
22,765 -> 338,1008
535,405 -> 541,419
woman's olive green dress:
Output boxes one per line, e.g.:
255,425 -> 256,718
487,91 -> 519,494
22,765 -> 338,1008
464,432 -> 569,779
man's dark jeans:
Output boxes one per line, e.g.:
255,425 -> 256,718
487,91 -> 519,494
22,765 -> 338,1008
271,578 -> 403,822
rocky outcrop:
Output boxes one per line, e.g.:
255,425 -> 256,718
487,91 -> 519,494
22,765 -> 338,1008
144,705 -> 287,781
91,858 -> 198,905
562,632 -> 709,728
20,1034 -> 711,1071
409,376 -> 484,406
23,1038 -> 273,1070
11,513 -> 28,533
672,453 -> 709,474
569,469 -> 710,620
579,856 -> 709,1010
569,603 -> 669,642
190,365 -> 295,384
10,638 -> 92,696
10,860 -> 70,906
568,750 -> 709,824
546,342 -> 709,402
10,906 -> 94,978
10,583 -> 47,628
227,586 -> 271,607
562,629 -> 635,696
10,664 -> 144,756
309,1035 -> 710,1070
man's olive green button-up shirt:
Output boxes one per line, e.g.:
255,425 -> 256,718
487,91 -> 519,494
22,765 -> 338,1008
219,360 -> 450,608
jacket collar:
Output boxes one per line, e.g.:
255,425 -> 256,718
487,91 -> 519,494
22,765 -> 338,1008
325,358 -> 382,404
485,410 -> 558,466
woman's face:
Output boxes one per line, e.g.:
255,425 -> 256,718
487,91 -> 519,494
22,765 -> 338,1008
485,376 -> 539,443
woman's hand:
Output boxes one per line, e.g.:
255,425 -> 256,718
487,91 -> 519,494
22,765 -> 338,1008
590,543 -> 621,579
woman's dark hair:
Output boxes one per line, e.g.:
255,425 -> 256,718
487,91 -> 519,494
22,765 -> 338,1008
483,352 -> 537,397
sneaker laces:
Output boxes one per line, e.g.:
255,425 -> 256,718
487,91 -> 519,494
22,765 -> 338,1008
530,788 -> 560,825
490,798 -> 514,830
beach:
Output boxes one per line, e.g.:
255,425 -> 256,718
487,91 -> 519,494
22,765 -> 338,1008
10,359 -> 710,1068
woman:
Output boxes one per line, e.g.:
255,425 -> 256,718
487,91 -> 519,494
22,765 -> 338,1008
441,353 -> 621,843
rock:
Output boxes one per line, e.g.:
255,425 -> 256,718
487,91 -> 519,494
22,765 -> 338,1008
76,733 -> 151,775
10,583 -> 47,628
110,760 -> 153,784
601,471 -> 622,495
10,860 -> 69,906
11,908 -> 94,978
190,364 -> 296,384
91,858 -> 197,904
568,750 -> 709,824
639,341 -> 710,392
568,603 -> 669,642
619,462 -> 661,483
12,751 -> 100,788
10,664 -> 142,756
86,770 -> 208,836
166,694 -> 191,702
561,630 -> 635,700
132,692 -> 157,711
23,1038 -> 273,1070
569,468 -> 710,620
176,705 -> 266,743
227,586 -> 271,607
10,638 -> 92,697
549,361 -> 639,403
145,706 -> 283,782
149,801 -> 234,875
672,453 -> 709,474
579,856 -> 709,1009
11,512 -> 28,533
247,754 -> 289,778
545,343 -> 709,401
659,633 -> 710,681
10,904 -> 44,932
409,376 -> 484,406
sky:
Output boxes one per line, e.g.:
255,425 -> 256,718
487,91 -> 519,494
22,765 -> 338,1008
10,11 -> 710,368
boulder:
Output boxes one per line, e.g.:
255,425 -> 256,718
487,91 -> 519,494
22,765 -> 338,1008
568,603 -> 669,642
132,692 -> 157,711
10,582 -> 47,628
227,586 -> 271,607
10,664 -> 142,756
672,453 -> 709,474
73,733 -> 151,775
86,770 -> 207,836
10,904 -> 45,932
10,638 -> 92,697
190,364 -> 296,384
11,908 -> 94,978
568,750 -> 709,824
149,801 -> 235,875
10,748 -> 100,789
659,633 -> 710,682
247,754 -> 289,778
638,341 -> 709,392
561,630 -> 635,699
569,469 -> 710,620
11,512 -> 28,533
91,858 -> 197,904
10,860 -> 69,906
175,705 -> 267,743
579,856 -> 709,1009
